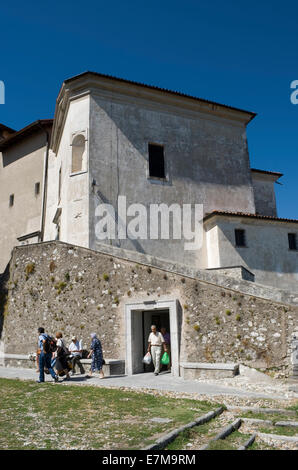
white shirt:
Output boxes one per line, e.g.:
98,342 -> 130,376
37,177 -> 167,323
55,338 -> 68,357
148,332 -> 165,346
68,340 -> 83,357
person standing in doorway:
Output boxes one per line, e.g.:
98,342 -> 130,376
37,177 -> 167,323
147,325 -> 167,376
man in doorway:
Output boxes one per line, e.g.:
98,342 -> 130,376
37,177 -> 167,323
147,325 -> 168,376
161,327 -> 171,370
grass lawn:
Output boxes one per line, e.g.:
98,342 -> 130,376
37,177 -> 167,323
0,378 -> 220,450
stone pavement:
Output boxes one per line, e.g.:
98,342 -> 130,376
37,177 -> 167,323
0,366 -> 297,401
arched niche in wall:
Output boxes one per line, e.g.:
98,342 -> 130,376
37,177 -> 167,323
71,132 -> 87,174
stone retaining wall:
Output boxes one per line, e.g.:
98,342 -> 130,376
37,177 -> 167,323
1,241 -> 297,376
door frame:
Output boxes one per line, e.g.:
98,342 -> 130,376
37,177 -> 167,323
125,298 -> 180,377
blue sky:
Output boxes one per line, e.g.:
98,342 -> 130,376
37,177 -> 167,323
0,0 -> 297,218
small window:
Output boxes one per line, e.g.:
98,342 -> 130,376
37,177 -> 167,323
288,233 -> 297,250
148,143 -> 165,179
35,182 -> 40,195
9,194 -> 14,207
235,229 -> 246,247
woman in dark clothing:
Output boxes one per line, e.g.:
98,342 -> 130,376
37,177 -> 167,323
87,333 -> 104,378
55,332 -> 71,380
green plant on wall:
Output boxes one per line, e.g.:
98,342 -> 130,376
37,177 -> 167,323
54,282 -> 67,295
25,263 -> 35,280
103,273 -> 109,281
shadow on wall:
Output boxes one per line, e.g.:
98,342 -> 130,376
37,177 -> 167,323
0,263 -> 10,340
94,188 -> 146,255
91,95 -> 251,186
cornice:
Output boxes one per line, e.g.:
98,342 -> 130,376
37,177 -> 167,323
51,72 -> 256,154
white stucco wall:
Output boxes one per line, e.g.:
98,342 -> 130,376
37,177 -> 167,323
206,216 -> 298,292
44,95 -> 90,248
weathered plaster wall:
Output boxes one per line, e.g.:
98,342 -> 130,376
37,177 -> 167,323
207,216 -> 298,292
89,90 -> 255,268
1,241 -> 297,376
0,132 -> 47,272
251,172 -> 278,217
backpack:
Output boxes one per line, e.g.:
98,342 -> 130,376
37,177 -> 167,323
43,334 -> 57,354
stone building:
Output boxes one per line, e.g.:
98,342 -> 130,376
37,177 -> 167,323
1,71 -> 297,292
0,120 -> 52,271
0,72 -> 298,377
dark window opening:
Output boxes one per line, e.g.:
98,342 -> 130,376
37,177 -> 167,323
35,182 -> 40,195
235,229 -> 246,247
148,144 -> 165,179
9,194 -> 14,207
288,233 -> 297,250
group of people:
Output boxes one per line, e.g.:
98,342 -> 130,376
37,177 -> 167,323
36,324 -> 171,382
147,325 -> 171,376
36,327 -> 105,383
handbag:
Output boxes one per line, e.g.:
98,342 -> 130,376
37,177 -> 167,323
161,352 -> 170,365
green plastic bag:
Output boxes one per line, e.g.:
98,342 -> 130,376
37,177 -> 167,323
161,352 -> 169,365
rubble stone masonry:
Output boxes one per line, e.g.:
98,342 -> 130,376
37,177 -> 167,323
1,241 -> 297,376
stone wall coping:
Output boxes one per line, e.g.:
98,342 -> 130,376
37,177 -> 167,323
206,265 -> 255,276
180,362 -> 239,371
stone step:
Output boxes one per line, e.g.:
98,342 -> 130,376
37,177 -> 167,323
180,362 -> 239,379
199,418 -> 242,450
143,406 -> 225,450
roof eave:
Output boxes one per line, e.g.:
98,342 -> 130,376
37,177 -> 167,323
0,119 -> 53,151
204,211 -> 298,225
